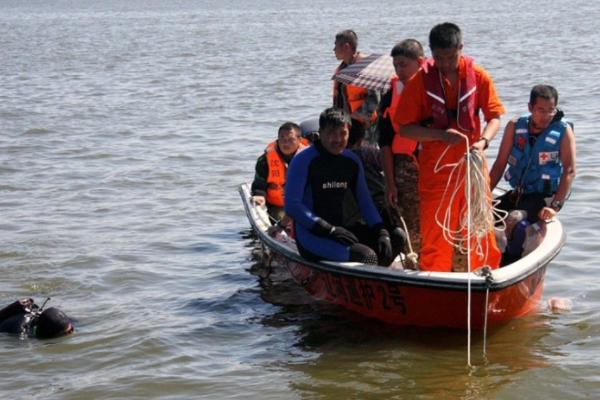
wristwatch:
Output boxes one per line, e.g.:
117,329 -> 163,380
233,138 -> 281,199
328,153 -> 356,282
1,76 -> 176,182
550,199 -> 563,212
477,137 -> 489,150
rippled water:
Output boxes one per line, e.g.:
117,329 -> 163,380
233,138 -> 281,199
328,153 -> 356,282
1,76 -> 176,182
1,0 -> 599,398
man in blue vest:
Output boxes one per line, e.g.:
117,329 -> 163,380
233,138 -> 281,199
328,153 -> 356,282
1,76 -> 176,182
490,84 -> 576,227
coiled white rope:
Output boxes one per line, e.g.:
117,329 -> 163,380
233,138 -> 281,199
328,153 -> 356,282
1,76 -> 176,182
434,143 -> 496,262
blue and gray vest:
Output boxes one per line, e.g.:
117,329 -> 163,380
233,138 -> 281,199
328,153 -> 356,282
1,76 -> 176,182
504,115 -> 568,195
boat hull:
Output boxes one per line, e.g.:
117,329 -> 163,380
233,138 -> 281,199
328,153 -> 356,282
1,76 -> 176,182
240,183 -> 564,329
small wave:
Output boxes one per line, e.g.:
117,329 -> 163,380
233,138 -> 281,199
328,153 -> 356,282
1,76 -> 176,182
22,128 -> 53,135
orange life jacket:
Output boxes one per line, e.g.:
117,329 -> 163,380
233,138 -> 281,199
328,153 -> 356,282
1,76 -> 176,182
333,54 -> 377,124
422,56 -> 478,133
265,140 -> 307,207
383,76 -> 418,155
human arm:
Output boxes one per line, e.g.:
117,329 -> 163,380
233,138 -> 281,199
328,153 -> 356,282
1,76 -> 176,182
489,119 -> 517,191
374,90 -> 398,205
250,154 -> 269,206
398,124 -> 466,146
471,116 -> 501,153
472,66 -> 505,153
538,123 -> 577,220
381,145 -> 397,205
267,214 -> 292,237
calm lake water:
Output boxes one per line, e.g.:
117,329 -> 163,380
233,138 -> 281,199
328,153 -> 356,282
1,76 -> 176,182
1,0 -> 599,398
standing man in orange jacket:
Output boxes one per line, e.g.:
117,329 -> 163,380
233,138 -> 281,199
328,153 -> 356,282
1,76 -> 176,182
333,30 -> 380,139
376,39 -> 425,257
393,23 -> 505,272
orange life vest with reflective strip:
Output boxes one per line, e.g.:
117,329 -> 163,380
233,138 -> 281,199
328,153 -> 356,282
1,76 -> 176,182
383,76 -> 418,155
265,140 -> 307,207
422,56 -> 478,133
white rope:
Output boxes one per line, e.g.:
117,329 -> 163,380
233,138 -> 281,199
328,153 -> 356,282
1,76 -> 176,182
433,144 -> 496,261
398,215 -> 419,269
431,133 -> 500,367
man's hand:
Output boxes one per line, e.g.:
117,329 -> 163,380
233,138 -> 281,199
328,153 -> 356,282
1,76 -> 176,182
386,181 -> 398,206
329,226 -> 359,245
538,207 -> 557,222
441,129 -> 465,146
311,218 -> 358,245
470,138 -> 487,153
251,196 -> 266,207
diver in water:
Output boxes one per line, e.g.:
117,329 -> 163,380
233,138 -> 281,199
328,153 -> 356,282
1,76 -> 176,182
0,298 -> 75,339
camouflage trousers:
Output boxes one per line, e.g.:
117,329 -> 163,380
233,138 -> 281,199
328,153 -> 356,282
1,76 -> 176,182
392,154 -> 421,258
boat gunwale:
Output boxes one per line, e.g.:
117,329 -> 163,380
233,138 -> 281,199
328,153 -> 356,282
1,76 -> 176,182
239,183 -> 566,293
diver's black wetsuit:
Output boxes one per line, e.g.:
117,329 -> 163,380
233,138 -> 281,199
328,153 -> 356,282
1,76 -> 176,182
285,140 -> 404,265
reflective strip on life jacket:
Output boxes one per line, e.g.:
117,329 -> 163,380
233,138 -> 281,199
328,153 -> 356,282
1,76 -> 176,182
422,56 -> 478,133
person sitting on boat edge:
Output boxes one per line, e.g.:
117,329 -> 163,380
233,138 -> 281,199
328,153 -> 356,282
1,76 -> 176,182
284,107 -> 406,267
489,84 -> 576,258
0,298 -> 75,339
251,122 -> 308,228
377,39 -> 425,257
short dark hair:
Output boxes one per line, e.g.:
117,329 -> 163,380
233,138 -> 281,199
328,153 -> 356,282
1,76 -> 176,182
319,107 -> 351,132
390,39 -> 424,59
530,84 -> 559,106
278,121 -> 301,137
335,29 -> 358,52
347,119 -> 365,147
429,22 -> 462,50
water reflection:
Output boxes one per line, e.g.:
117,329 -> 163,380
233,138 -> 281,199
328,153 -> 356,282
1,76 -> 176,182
244,232 -> 554,399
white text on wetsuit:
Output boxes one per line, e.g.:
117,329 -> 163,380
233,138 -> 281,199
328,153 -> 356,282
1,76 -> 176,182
322,181 -> 348,190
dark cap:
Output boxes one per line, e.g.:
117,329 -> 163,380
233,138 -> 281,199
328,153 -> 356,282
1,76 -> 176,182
35,307 -> 72,338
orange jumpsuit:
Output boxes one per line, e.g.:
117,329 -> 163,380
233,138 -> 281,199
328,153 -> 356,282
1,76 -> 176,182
393,56 -> 505,272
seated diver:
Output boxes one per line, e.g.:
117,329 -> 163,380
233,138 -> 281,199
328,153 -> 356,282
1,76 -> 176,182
0,298 -> 74,339
284,107 -> 406,267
